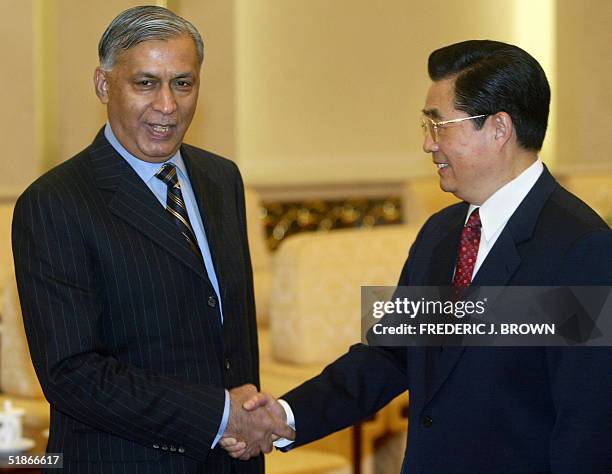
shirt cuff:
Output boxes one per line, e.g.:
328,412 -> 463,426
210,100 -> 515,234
273,399 -> 296,448
212,389 -> 230,449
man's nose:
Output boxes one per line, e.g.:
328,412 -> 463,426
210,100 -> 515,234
422,131 -> 438,153
153,85 -> 177,115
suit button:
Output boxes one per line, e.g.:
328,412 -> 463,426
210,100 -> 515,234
170,445 -> 177,452
178,447 -> 185,453
225,359 -> 231,371
161,444 -> 169,450
421,415 -> 433,428
208,295 -> 217,307
153,444 -> 160,449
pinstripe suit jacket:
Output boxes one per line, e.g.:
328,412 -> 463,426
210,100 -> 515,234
12,129 -> 263,473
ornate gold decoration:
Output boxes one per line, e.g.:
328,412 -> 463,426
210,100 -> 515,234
261,197 -> 403,251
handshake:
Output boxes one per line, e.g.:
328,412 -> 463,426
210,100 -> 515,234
220,384 -> 295,460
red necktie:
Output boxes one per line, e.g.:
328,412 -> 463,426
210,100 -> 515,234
452,208 -> 482,290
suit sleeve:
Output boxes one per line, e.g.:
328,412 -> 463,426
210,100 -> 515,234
281,343 -> 408,448
232,164 -> 260,389
279,215 -> 433,448
546,230 -> 612,473
12,185 -> 225,462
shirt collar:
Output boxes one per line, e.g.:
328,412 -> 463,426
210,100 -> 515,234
467,159 -> 544,242
104,122 -> 188,182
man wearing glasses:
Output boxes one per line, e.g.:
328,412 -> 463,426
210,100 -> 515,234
223,40 -> 612,472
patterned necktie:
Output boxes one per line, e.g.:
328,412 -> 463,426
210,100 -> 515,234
155,163 -> 202,259
452,208 -> 482,290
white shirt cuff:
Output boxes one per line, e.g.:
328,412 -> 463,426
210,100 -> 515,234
273,399 -> 296,448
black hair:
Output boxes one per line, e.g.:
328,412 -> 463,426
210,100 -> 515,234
428,40 -> 550,151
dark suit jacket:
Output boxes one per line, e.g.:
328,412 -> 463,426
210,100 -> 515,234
282,167 -> 612,473
12,129 -> 263,473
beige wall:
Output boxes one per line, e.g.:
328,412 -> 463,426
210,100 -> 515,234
1,0 -> 611,200
55,0 -> 143,162
235,0 -> 519,185
180,0 -> 237,159
0,0 -> 37,199
556,0 -> 612,171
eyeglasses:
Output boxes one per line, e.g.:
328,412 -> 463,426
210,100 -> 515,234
421,114 -> 488,143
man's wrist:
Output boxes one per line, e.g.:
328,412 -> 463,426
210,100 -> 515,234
273,399 -> 295,448
212,389 -> 231,448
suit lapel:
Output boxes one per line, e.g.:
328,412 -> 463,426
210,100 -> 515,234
89,129 -> 209,281
427,203 -> 467,285
181,147 -> 229,296
473,166 -> 558,286
415,204 -> 467,401
425,167 -> 559,405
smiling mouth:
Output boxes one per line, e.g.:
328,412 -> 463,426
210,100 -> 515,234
436,163 -> 449,169
150,124 -> 174,133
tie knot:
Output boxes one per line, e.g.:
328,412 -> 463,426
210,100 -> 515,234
466,208 -> 481,231
155,163 -> 179,188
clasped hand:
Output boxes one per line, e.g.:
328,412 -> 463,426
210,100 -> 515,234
221,384 -> 294,460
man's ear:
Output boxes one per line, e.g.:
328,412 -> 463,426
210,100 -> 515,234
492,112 -> 513,147
94,67 -> 110,104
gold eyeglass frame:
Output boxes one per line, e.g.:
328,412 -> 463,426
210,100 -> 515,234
421,114 -> 488,143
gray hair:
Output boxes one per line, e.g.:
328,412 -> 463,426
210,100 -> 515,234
98,5 -> 204,70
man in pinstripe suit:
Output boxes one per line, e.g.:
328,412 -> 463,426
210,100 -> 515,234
12,6 -> 291,473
